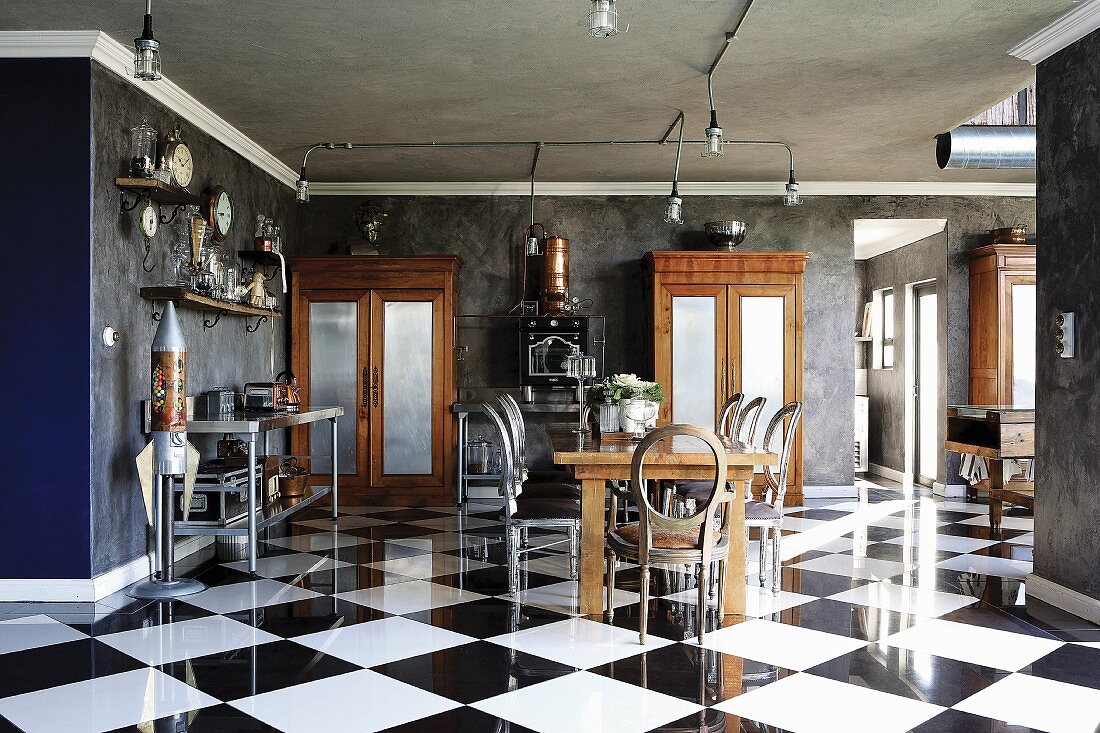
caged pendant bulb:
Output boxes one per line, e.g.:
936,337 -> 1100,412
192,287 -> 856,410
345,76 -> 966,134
587,0 -> 620,37
296,178 -> 310,204
783,171 -> 803,206
133,0 -> 162,81
664,194 -> 683,224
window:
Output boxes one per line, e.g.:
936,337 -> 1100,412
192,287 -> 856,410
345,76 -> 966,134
872,287 -> 895,369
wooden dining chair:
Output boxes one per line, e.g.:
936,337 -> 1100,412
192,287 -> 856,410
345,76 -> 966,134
746,401 -> 804,593
605,424 -> 731,644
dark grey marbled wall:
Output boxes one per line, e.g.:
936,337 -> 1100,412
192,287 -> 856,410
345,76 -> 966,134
297,195 -> 1033,486
1034,29 -> 1100,599
862,231 -> 949,483
90,64 -> 297,576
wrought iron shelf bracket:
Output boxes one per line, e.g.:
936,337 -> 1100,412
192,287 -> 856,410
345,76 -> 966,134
245,314 -> 269,333
158,203 -> 188,226
203,311 -> 223,330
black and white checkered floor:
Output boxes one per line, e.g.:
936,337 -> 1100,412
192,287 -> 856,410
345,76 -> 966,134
1,478 -> 1098,733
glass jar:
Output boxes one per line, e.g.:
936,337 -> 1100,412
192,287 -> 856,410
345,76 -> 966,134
466,435 -> 493,475
130,119 -> 158,177
598,397 -> 621,434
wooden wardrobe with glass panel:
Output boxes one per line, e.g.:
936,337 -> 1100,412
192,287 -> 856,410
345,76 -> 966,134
289,256 -> 459,505
646,251 -> 808,505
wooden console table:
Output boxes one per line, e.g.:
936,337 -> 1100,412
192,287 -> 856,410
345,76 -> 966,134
945,405 -> 1034,530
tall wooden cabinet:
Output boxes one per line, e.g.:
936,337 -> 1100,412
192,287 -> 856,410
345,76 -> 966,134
966,245 -> 1036,407
289,256 -> 459,505
646,251 -> 808,504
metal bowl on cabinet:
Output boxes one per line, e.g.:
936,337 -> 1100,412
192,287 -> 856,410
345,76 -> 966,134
704,221 -> 747,250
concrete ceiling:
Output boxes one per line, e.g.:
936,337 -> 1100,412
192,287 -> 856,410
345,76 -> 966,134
0,1 -> 1071,184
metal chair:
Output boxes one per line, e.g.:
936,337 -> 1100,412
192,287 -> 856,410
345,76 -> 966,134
497,394 -> 581,498
733,396 -> 767,446
483,403 -> 580,595
605,424 -> 732,644
746,401 -> 804,594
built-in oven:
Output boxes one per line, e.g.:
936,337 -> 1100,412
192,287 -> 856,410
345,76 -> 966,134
519,316 -> 591,389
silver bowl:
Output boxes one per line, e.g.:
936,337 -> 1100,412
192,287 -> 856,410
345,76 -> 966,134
704,221 -> 747,250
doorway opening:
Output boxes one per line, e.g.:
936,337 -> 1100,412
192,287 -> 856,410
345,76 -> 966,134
912,281 -> 938,486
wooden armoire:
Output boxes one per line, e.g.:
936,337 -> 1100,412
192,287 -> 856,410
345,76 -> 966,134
646,251 -> 808,504
289,256 -> 459,505
966,245 -> 1036,407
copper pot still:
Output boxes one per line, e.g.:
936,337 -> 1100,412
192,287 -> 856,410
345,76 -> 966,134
540,235 -> 570,314
991,226 -> 1028,244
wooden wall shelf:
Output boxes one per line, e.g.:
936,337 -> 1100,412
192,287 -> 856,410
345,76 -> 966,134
115,178 -> 201,206
140,287 -> 282,319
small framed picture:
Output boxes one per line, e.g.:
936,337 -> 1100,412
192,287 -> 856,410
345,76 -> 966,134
861,302 -> 873,338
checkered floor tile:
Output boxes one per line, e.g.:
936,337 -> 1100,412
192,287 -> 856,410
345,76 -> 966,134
0,476 -> 1095,733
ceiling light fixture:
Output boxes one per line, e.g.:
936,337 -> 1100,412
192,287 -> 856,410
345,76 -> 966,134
587,0 -> 622,38
702,32 -> 734,158
784,169 -> 803,206
133,0 -> 162,81
664,112 -> 685,224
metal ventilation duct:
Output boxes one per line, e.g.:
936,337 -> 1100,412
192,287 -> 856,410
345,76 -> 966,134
935,125 -> 1035,169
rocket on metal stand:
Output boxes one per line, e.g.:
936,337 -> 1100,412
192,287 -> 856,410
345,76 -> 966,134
130,301 -> 205,600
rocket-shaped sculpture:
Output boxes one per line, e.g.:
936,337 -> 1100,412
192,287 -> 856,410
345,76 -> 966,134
150,300 -> 188,476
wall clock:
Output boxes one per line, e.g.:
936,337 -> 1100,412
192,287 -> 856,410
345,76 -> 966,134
162,124 -> 193,190
206,186 -> 232,242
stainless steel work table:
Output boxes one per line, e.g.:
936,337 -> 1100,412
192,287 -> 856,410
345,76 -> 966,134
144,406 -> 343,576
452,400 -> 580,505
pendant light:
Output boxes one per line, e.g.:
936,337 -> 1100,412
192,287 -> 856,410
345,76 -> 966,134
664,112 -> 685,224
783,169 -> 803,206
296,169 -> 310,204
133,0 -> 162,81
587,0 -> 621,38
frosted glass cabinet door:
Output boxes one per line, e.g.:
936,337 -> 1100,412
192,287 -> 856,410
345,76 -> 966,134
739,296 -> 786,451
308,301 -> 360,476
672,296 -> 718,428
371,291 -> 444,487
1011,282 -> 1036,408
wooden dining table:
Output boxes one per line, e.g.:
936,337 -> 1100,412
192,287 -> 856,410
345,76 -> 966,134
549,428 -> 779,616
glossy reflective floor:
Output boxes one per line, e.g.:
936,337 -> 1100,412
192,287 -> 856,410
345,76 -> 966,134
1,477 -> 1098,733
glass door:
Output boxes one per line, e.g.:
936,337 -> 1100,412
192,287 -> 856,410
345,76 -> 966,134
295,290 -> 371,489
914,282 -> 938,485
659,284 -> 728,429
728,284 -> 800,491
369,289 -> 445,488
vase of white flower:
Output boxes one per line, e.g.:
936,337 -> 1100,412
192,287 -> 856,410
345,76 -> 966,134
587,373 -> 664,435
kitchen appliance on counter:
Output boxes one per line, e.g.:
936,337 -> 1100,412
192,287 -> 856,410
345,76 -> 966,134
519,316 -> 592,402
243,371 -> 300,413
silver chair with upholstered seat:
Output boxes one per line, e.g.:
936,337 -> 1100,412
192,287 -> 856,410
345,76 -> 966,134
497,394 -> 582,499
746,401 -> 803,594
605,424 -> 732,645
483,403 -> 581,595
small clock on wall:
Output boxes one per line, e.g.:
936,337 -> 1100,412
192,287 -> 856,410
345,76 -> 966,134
162,124 -> 193,190
206,185 -> 232,242
139,200 -> 158,240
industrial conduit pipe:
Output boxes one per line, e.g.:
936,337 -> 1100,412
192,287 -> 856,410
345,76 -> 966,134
935,126 -> 1036,169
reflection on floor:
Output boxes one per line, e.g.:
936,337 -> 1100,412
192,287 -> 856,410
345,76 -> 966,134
1,476 -> 1097,733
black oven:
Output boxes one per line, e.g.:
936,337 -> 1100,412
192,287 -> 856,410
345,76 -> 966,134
519,316 -> 591,387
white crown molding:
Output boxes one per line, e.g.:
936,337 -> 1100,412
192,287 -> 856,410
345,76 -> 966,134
0,30 -> 298,188
855,218 -> 948,260
1009,0 -> 1100,64
309,180 -> 1035,197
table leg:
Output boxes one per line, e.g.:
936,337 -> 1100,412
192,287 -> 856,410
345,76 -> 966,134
331,417 -> 339,520
722,472 -> 748,616
579,478 -> 605,616
246,433 -> 258,577
989,459 -> 1003,533
456,412 -> 467,506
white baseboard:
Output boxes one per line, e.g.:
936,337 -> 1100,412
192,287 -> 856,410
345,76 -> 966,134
1026,573 -> 1100,626
868,464 -> 905,483
803,485 -> 859,499
0,536 -> 213,603
933,482 -> 967,498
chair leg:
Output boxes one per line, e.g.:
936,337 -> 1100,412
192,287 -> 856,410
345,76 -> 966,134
520,527 -> 529,549
507,528 -> 519,596
661,484 -> 673,516
758,527 -> 768,588
716,558 -> 726,613
605,548 -> 617,619
569,521 -> 579,580
697,560 -> 710,645
639,564 -> 650,645
771,527 -> 782,594
708,560 -> 718,600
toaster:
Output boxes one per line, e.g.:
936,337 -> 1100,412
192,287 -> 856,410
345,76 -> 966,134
244,382 -> 290,412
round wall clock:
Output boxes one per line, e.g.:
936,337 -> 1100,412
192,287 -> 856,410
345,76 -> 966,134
206,185 -> 233,242
162,124 -> 193,189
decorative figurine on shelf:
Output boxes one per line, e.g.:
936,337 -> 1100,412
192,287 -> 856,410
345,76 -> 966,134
351,201 -> 387,255
246,270 -> 269,307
